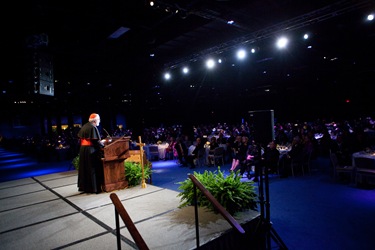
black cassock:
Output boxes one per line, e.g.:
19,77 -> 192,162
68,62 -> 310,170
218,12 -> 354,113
77,122 -> 104,193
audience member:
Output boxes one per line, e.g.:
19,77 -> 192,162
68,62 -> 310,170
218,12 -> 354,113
165,136 -> 177,160
241,139 -> 262,181
230,135 -> 243,171
186,137 -> 204,169
262,140 -> 280,174
232,136 -> 250,173
174,137 -> 188,166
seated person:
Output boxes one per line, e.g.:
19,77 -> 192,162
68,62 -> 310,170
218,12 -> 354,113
186,137 -> 204,169
174,137 -> 188,166
240,140 -> 261,181
279,136 -> 303,177
230,135 -> 243,171
207,136 -> 219,166
262,140 -> 280,174
232,136 -> 250,173
165,136 -> 176,160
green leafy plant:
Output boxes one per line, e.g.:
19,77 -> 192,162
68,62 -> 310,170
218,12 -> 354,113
72,155 -> 79,170
177,168 -> 258,215
124,161 -> 153,187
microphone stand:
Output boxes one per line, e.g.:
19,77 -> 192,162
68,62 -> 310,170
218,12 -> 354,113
254,143 -> 287,250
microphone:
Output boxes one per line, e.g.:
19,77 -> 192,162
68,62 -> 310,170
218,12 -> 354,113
103,128 -> 111,138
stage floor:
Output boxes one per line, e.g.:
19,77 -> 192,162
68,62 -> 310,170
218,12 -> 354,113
0,170 -> 260,249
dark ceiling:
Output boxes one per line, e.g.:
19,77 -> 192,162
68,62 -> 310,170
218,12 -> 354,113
2,0 -> 375,127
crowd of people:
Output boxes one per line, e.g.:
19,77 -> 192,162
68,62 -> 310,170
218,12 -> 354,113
1,115 -> 375,175
2,114 -> 374,194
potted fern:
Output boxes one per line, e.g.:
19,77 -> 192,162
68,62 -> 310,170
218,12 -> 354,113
177,168 -> 258,215
124,161 -> 152,187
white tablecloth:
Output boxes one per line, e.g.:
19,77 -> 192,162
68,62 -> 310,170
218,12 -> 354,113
352,151 -> 375,167
157,143 -> 168,159
143,143 -> 169,160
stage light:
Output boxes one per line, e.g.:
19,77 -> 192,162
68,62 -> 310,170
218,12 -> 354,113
164,72 -> 171,80
206,59 -> 215,69
218,59 -> 222,63
276,37 -> 288,49
367,14 -> 374,21
251,48 -> 256,53
236,49 -> 246,60
303,33 -> 309,39
182,67 -> 189,74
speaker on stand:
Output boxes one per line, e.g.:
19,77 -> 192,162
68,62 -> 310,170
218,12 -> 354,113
248,110 -> 287,249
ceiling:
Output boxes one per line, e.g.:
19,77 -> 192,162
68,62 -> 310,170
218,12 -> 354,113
2,0 -> 375,126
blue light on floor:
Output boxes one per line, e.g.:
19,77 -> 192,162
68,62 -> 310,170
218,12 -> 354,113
0,162 -> 35,169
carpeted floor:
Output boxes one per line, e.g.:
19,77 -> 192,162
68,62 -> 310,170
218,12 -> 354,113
1,146 -> 375,249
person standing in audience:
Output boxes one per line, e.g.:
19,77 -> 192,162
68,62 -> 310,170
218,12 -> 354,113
174,137 -> 187,166
77,113 -> 105,194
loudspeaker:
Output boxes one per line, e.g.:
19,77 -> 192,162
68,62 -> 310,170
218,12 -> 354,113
248,110 -> 275,146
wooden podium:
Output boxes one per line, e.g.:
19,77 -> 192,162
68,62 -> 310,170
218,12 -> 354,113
102,136 -> 130,192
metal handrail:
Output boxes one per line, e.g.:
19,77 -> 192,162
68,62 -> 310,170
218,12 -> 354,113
188,174 -> 245,248
110,193 -> 149,250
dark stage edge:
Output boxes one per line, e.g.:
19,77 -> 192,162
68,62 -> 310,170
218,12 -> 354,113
0,170 -> 261,250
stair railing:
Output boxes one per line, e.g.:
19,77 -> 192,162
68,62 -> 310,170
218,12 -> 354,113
188,174 -> 245,248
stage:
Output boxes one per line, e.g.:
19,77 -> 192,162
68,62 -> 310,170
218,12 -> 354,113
0,170 -> 261,249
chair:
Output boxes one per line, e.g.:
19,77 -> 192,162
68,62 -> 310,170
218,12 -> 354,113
290,149 -> 313,177
196,147 -> 206,167
290,157 -> 302,177
330,151 -> 355,183
146,145 -> 159,161
208,147 -> 225,167
301,149 -> 313,175
354,157 -> 375,186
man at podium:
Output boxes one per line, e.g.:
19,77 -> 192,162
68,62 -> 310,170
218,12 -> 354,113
77,113 -> 105,194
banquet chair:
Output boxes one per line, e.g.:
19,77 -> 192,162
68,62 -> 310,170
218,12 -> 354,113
330,151 -> 355,183
196,147 -> 206,167
354,157 -> 375,186
147,145 -> 159,161
289,150 -> 306,177
208,146 -> 225,167
301,149 -> 313,175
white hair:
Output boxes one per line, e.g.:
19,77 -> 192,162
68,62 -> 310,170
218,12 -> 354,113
89,114 -> 100,122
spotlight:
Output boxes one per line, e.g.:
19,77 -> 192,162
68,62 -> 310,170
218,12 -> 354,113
164,72 -> 171,80
206,59 -> 215,69
236,49 -> 246,60
367,14 -> 374,21
182,67 -> 189,74
276,37 -> 288,49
